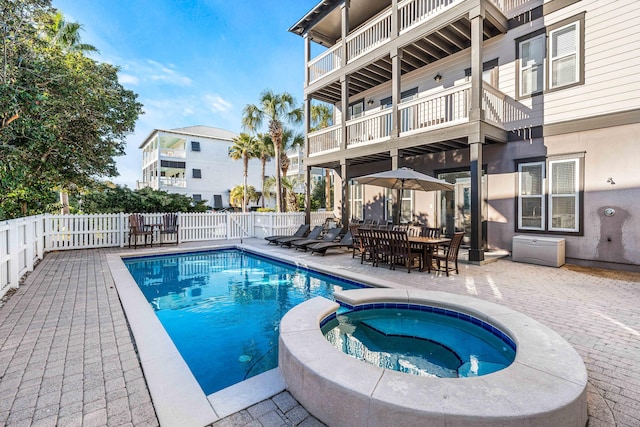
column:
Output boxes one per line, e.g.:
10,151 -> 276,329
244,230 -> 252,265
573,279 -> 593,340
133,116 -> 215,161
305,166 -> 311,226
469,11 -> 484,121
304,97 -> 311,155
341,160 -> 350,225
469,135 -> 484,262
341,0 -> 350,67
391,48 -> 402,138
340,75 -> 349,150
304,34 -> 310,87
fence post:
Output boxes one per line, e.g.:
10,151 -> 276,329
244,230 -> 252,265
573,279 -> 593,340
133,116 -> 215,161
226,212 -> 231,239
43,213 -> 51,252
25,218 -> 34,273
36,215 -> 45,259
8,220 -> 19,289
177,212 -> 181,244
119,213 -> 125,247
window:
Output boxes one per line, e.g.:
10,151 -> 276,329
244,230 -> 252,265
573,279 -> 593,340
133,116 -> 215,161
464,58 -> 499,87
516,156 -> 581,233
350,183 -> 363,221
384,188 -> 414,223
191,141 -> 201,152
549,159 -> 579,232
192,169 -> 202,178
518,162 -> 545,230
549,22 -> 579,89
519,34 -> 545,96
192,194 -> 202,202
348,99 -> 364,119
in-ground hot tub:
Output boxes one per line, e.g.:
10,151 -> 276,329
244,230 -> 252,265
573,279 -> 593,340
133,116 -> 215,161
279,288 -> 588,427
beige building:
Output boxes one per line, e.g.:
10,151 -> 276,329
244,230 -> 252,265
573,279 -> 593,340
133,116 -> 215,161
290,0 -> 640,270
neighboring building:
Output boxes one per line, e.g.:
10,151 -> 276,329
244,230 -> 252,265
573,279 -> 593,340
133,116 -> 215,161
286,146 -> 327,195
290,0 -> 640,270
138,126 -> 272,209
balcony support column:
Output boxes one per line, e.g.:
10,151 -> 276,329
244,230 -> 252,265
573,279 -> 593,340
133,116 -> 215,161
469,11 -> 485,121
391,0 -> 399,39
469,131 -> 485,262
340,75 -> 349,150
391,48 -> 402,138
303,34 -> 310,87
341,0 -> 350,67
304,97 -> 311,155
305,165 -> 311,226
391,148 -> 401,224
340,160 -> 351,225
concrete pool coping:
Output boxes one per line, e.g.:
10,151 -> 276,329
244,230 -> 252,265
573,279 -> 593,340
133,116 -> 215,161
279,288 -> 588,427
106,243 -> 391,426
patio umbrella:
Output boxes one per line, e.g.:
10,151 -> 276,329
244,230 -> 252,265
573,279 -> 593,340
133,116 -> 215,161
355,167 -> 454,192
355,167 -> 454,224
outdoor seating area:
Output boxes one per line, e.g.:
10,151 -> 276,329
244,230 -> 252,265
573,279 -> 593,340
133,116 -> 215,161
128,213 -> 180,248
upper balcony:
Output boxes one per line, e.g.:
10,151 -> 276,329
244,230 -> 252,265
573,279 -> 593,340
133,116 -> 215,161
291,0 -> 521,100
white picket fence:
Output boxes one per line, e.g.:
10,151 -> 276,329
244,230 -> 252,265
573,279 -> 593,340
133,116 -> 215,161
0,211 -> 335,299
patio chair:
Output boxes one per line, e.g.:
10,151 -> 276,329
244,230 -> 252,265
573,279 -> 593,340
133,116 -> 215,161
422,227 -> 441,238
371,228 -> 393,266
291,227 -> 342,251
358,228 -> 377,265
432,232 -> 464,276
389,230 -> 422,273
349,225 -> 363,259
159,213 -> 179,245
128,214 -> 153,248
265,224 -> 310,245
277,225 -> 323,247
308,230 -> 353,256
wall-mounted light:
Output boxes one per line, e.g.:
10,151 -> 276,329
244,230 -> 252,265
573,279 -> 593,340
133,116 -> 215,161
607,177 -> 616,185
434,73 -> 442,83
367,99 -> 375,106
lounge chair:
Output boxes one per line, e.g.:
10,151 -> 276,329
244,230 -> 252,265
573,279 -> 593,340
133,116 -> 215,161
265,224 -> 309,245
128,214 -> 153,248
290,227 -> 342,251
309,230 -> 353,256
277,225 -> 323,247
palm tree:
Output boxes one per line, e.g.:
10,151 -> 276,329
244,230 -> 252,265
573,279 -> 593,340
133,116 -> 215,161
280,128 -> 304,178
242,90 -> 303,212
255,133 -> 274,208
228,133 -> 258,212
42,11 -> 98,54
311,103 -> 334,211
230,185 -> 258,209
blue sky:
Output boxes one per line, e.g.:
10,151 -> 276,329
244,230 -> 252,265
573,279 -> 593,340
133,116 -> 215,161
52,0 -> 318,188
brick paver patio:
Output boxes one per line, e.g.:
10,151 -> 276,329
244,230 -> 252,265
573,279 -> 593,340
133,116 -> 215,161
0,241 -> 638,426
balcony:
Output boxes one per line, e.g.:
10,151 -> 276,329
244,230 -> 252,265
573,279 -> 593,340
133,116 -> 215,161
160,177 -> 187,188
305,0 -> 515,87
308,83 -> 530,157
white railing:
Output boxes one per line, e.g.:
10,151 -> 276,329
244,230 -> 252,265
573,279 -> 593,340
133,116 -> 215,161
159,177 -> 187,188
0,211 -> 337,298
308,125 -> 342,155
483,84 -> 531,127
399,83 -> 471,134
346,109 -> 393,148
399,0 -> 458,33
160,148 -> 186,158
309,43 -> 343,83
346,10 -> 392,62
487,0 -> 535,15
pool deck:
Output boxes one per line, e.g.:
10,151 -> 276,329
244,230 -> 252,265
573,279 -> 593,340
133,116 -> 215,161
0,239 -> 638,426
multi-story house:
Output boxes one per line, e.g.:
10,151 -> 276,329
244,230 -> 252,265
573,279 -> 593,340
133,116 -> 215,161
138,126 -> 271,209
289,0 -> 640,270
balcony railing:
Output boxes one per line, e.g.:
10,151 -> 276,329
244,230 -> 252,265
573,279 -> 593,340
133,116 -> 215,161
399,83 -> 471,135
482,84 -> 531,127
160,177 -> 187,188
399,0 -> 458,33
309,43 -> 342,83
346,109 -> 393,148
346,10 -> 392,62
308,125 -> 342,156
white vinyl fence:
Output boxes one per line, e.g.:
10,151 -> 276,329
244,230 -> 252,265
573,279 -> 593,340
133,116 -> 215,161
0,211 -> 335,299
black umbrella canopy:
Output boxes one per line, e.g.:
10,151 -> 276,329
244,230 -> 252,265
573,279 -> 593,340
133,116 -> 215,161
355,168 -> 454,192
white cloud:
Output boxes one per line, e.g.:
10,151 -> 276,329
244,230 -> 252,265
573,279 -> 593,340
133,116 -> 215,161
117,58 -> 192,87
146,60 -> 192,86
205,94 -> 233,113
118,73 -> 139,86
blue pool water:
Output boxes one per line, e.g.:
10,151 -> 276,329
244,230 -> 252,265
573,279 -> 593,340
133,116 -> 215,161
322,307 -> 516,377
123,249 -> 363,395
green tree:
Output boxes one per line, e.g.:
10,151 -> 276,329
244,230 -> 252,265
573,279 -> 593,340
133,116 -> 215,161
0,1 -> 143,217
280,128 -> 304,178
41,11 -> 98,54
242,90 -> 302,213
255,133 -> 274,208
229,185 -> 257,209
228,133 -> 258,212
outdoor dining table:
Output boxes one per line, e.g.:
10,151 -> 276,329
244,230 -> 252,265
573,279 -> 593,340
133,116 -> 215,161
408,236 -> 451,272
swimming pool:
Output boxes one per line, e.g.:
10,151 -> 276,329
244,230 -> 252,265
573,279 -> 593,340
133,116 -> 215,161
123,249 -> 364,395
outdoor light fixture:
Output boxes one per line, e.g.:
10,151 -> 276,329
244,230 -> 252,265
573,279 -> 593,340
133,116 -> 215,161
367,99 -> 375,106
434,73 -> 442,82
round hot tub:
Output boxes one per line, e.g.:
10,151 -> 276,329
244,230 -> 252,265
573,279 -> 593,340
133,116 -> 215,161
322,305 -> 516,379
279,288 -> 588,427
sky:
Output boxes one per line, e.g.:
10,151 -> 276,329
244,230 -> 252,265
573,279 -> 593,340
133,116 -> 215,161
51,0 -> 319,189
